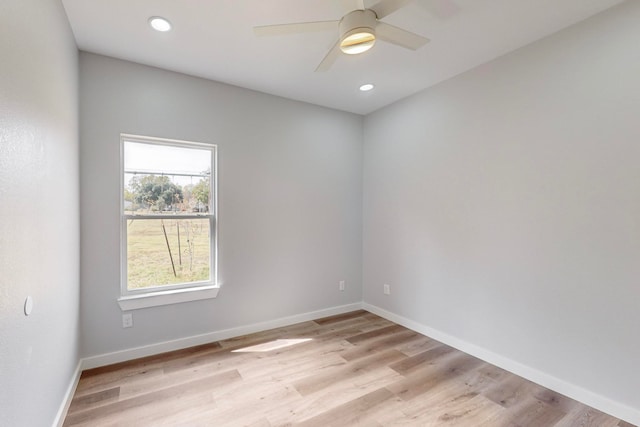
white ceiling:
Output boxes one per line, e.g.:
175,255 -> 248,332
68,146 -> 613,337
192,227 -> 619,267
61,0 -> 624,115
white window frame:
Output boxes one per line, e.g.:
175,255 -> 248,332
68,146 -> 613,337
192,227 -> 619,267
117,134 -> 219,311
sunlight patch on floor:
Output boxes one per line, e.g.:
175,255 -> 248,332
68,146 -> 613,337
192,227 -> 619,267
232,338 -> 313,353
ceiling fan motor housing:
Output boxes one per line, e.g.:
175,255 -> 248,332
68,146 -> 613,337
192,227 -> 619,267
339,9 -> 377,54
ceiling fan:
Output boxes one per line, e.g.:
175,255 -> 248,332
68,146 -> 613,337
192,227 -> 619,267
254,0 -> 430,72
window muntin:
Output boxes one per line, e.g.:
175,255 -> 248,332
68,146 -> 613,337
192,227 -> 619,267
121,135 -> 216,296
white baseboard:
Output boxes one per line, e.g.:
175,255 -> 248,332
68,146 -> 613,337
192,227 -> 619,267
363,303 -> 640,426
53,360 -> 82,427
81,302 -> 363,370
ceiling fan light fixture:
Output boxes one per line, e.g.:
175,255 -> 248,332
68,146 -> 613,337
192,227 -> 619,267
340,28 -> 376,54
338,9 -> 378,55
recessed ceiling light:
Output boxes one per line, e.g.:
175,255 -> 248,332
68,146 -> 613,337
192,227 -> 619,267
149,16 -> 172,32
359,83 -> 374,92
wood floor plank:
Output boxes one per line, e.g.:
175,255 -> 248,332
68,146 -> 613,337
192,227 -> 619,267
345,324 -> 406,345
217,320 -> 322,349
237,342 -> 351,381
67,387 -> 120,414
63,369 -> 240,426
312,309 -> 368,325
555,406 -> 622,427
533,388 -> 579,414
119,355 -> 241,400
509,399 -> 568,427
386,351 -> 485,401
267,367 -> 403,425
455,364 -> 504,395
394,334 -> 441,357
63,310 -> 635,427
81,342 -> 222,378
295,388 -> 395,427
414,393 -> 505,426
484,374 -> 542,408
293,349 -> 406,396
390,365 -> 502,425
174,383 -> 300,427
340,328 -> 420,361
389,342 -> 456,375
73,366 -> 165,400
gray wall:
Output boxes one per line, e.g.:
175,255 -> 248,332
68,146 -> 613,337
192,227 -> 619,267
79,53 -> 363,357
363,0 -> 639,415
0,0 -> 80,426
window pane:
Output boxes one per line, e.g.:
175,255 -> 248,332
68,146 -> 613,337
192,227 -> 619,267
124,141 -> 211,215
127,218 -> 211,290
124,141 -> 210,176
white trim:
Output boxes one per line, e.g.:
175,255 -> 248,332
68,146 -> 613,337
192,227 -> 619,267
52,360 -> 82,427
82,302 -> 363,369
117,284 -> 220,311
362,303 -> 640,426
124,214 -> 211,220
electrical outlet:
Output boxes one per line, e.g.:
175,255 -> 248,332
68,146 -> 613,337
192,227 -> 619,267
339,280 -> 345,291
383,284 -> 391,295
122,313 -> 133,328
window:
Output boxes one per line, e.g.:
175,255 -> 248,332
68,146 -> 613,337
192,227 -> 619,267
118,134 -> 218,310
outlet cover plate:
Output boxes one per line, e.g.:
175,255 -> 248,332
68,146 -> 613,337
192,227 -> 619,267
122,313 -> 133,328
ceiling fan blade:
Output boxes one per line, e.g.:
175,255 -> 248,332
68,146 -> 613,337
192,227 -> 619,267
254,20 -> 338,36
315,41 -> 341,72
376,22 -> 429,50
369,0 -> 414,19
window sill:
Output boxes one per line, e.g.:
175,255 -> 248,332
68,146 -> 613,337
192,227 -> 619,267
117,284 -> 220,311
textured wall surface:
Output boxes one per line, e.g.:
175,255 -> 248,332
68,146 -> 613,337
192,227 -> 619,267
0,0 -> 80,425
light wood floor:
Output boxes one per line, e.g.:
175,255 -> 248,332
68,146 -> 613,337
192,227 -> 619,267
64,310 -> 635,426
